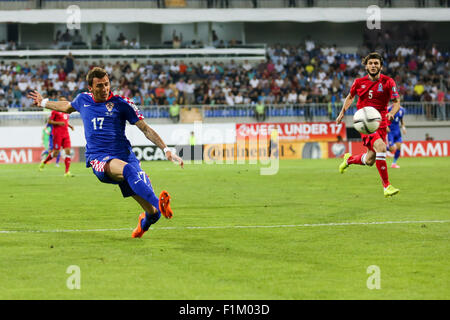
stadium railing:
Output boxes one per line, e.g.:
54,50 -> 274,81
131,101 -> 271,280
1,0 -> 448,10
1,102 -> 448,124
0,47 -> 267,59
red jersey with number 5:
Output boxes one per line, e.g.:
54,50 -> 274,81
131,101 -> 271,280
49,110 -> 70,136
350,74 -> 399,128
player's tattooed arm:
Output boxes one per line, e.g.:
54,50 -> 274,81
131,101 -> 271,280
135,119 -> 184,168
27,90 -> 75,113
135,119 -> 167,149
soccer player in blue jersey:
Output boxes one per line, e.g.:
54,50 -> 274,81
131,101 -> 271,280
28,67 -> 184,238
387,104 -> 406,169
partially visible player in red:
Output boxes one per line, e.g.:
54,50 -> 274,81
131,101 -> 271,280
336,52 -> 400,197
39,96 -> 75,177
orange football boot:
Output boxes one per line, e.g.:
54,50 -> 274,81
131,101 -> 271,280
131,212 -> 147,238
159,190 -> 173,219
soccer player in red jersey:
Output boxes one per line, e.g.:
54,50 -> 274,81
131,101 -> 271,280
39,97 -> 75,177
336,52 -> 400,197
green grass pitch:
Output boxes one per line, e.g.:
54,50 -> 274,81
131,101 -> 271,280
0,157 -> 449,299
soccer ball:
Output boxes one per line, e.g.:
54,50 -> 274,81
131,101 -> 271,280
353,107 -> 382,134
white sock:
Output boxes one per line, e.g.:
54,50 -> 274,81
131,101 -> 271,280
361,153 -> 367,165
376,152 -> 386,161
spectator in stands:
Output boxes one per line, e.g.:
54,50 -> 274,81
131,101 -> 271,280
0,94 -> 7,111
64,52 -> 75,74
143,93 -> 154,106
299,89 -> 313,121
425,133 -> 434,141
403,89 -> 415,102
179,60 -> 188,75
212,30 -> 219,47
437,89 -> 446,121
172,30 -> 183,49
129,38 -> 140,49
166,91 -> 176,105
17,77 -> 29,93
155,83 -> 166,105
132,91 -> 143,105
5,88 -> 15,108
1,70 -> 12,90
12,85 -> 22,105
20,92 -> 33,110
7,41 -> 16,51
59,29 -> 72,49
72,30 -> 84,46
54,30 -> 62,43
130,59 -> 140,72
58,68 -> 67,82
421,90 -> 434,120
95,31 -> 106,48
184,79 -> 196,105
0,40 -> 7,51
117,33 -> 128,47
286,89 -> 298,106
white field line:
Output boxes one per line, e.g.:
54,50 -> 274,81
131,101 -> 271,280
0,220 -> 449,234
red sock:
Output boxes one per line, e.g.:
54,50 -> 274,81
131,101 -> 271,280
43,154 -> 53,164
64,156 -> 71,173
375,153 -> 390,188
347,153 -> 366,166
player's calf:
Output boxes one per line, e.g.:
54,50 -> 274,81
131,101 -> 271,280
364,154 -> 375,166
122,163 -> 160,213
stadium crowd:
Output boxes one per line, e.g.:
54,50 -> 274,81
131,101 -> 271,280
0,43 -> 448,119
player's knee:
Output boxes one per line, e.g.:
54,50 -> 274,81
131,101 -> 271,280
374,142 -> 387,153
366,158 -> 375,166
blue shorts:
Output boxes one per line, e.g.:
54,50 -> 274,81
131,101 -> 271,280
388,130 -> 402,148
87,152 -> 151,198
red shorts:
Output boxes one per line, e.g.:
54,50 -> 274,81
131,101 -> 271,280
361,127 -> 387,151
52,134 -> 71,150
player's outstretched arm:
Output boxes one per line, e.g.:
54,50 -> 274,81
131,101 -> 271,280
387,98 -> 401,121
336,93 -> 355,124
135,119 -> 184,168
27,90 -> 76,114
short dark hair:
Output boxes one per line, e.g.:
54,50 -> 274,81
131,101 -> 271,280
362,52 -> 383,66
86,67 -> 108,87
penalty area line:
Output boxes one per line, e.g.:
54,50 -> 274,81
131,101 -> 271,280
0,220 -> 449,234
